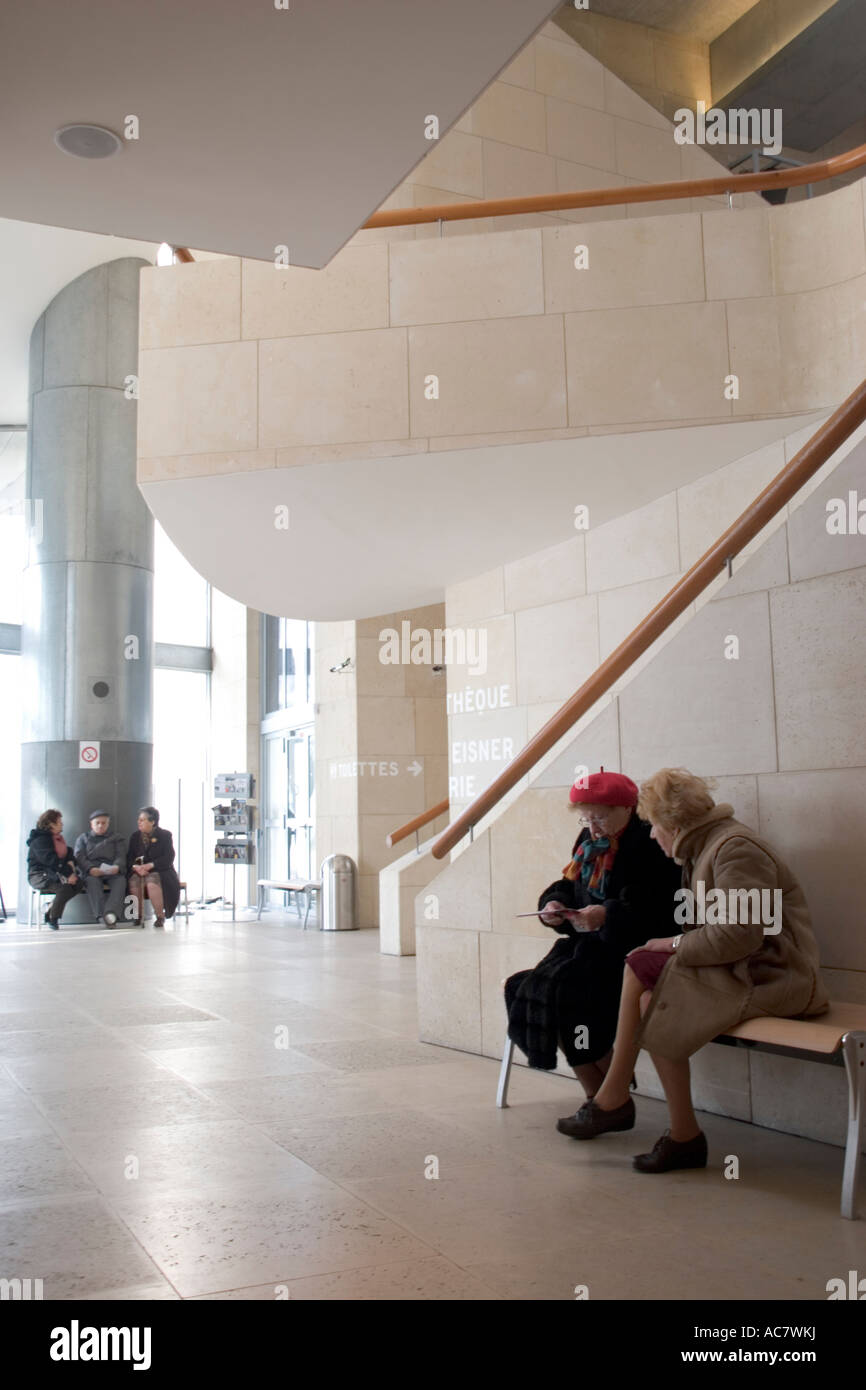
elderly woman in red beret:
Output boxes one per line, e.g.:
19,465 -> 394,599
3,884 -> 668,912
562,768 -> 828,1172
504,769 -> 682,1131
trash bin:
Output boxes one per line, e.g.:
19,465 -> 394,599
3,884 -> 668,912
320,854 -> 358,931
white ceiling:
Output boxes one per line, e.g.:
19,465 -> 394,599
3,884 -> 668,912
0,0 -> 560,269
0,0 -> 561,424
141,415 -> 821,620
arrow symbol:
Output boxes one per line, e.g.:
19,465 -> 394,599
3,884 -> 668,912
408,760 -> 422,777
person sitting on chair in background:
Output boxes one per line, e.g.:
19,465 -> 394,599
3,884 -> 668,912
26,809 -> 82,929
562,768 -> 829,1173
504,769 -> 682,1131
74,810 -> 127,928
127,806 -> 180,929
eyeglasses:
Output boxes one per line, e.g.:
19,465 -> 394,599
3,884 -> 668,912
575,811 -> 618,826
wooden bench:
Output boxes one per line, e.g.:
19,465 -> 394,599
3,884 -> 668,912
256,878 -> 321,929
497,1003 -> 866,1219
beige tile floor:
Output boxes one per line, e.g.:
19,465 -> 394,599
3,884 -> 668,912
0,913 -> 863,1300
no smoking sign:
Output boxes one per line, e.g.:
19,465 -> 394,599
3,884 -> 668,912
79,741 -> 101,769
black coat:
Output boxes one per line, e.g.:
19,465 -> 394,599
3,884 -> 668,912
127,828 -> 181,918
26,828 -> 79,887
505,813 -> 683,1069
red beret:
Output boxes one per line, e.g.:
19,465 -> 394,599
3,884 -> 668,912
569,770 -> 638,807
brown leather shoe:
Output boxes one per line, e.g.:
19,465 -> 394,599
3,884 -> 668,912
633,1129 -> 707,1172
557,1096 -> 635,1139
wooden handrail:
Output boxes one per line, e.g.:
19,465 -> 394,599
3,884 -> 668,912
386,799 -> 450,848
172,145 -> 866,263
431,376 -> 866,859
365,142 -> 866,229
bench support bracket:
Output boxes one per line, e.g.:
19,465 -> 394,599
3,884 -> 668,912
497,1031 -> 515,1108
842,1030 -> 866,1220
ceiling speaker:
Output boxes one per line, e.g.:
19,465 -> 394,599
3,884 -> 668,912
54,124 -> 122,159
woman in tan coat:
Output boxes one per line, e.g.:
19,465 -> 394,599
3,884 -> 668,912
563,768 -> 828,1171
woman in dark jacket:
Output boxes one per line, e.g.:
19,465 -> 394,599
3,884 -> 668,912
126,806 -> 181,928
504,770 -> 682,1131
26,808 -> 82,928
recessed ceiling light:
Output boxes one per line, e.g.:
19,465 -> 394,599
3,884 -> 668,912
54,124 -> 122,159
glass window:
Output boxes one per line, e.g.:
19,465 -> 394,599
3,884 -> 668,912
154,522 -> 209,646
0,653 -> 22,906
153,669 -> 210,900
263,616 -> 313,714
0,510 -> 26,625
0,431 -> 27,625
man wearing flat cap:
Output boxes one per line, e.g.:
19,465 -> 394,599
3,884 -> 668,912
74,811 -> 127,927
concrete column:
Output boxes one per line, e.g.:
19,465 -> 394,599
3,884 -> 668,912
18,258 -> 153,922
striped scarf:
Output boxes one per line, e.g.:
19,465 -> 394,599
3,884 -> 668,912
562,832 -> 620,900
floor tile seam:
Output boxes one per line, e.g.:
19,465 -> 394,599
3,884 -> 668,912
0,1185 -> 128,1214
25,1056 -> 303,1128
0,1091 -> 148,1201
19,985 -> 347,1081
73,1283 -> 180,1301
0,1179 -> 104,1209
78,1188 -> 188,1301
250,1106 -> 480,1150
269,1165 -> 463,1265
183,1253 -> 506,1301
253,1153 -> 541,1194
215,1011 -> 412,1044
252,1129 -> 486,1192
283,1047 -> 451,1070
334,1164 -> 600,1212
86,1170 -> 337,1205
11,1162 -> 339,1206
106,1185 -> 446,1265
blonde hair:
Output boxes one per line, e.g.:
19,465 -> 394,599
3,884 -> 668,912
638,768 -> 717,831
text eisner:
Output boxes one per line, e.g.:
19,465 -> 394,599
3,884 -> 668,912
452,737 -> 515,765
674,884 -> 782,935
50,1321 -> 152,1371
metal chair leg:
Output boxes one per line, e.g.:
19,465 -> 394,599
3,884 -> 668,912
841,1031 -> 866,1219
257,884 -> 265,920
302,889 -> 311,931
497,1031 -> 515,1109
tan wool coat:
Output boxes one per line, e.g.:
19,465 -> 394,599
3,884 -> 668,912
637,805 -> 828,1061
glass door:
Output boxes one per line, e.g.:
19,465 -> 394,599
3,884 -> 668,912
262,726 -> 315,883
286,727 -> 315,881
263,733 -> 289,883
